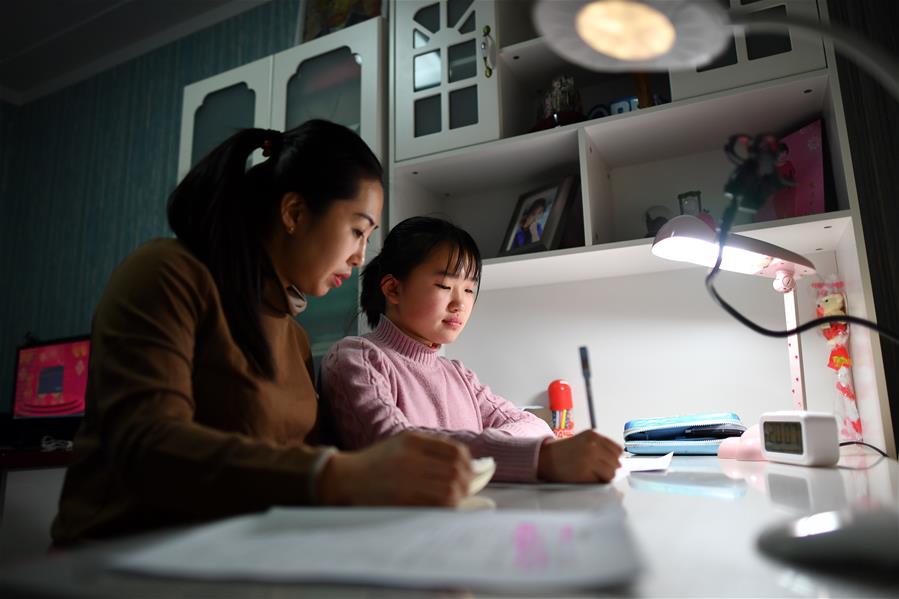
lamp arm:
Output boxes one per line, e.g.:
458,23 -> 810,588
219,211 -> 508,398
728,12 -> 899,105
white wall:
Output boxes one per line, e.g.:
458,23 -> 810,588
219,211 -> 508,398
448,252 -> 840,444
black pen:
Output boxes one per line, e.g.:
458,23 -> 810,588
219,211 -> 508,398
579,346 -> 597,430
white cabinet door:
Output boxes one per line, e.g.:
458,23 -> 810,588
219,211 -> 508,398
669,0 -> 826,101
270,17 -> 385,165
394,0 -> 500,161
177,56 -> 273,182
271,18 -> 386,351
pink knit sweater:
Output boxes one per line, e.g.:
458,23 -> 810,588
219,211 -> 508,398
321,317 -> 553,482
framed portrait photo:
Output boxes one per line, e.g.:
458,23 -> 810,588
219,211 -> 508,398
498,175 -> 578,257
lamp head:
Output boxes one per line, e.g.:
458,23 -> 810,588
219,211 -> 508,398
534,0 -> 731,72
651,215 -> 816,284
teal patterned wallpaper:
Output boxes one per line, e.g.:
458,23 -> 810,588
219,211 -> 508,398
0,101 -> 16,206
0,0 -> 302,413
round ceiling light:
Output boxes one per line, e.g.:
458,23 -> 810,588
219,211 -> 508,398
534,0 -> 732,72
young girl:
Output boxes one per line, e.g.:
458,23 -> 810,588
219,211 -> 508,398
322,217 -> 622,483
52,123 -> 473,546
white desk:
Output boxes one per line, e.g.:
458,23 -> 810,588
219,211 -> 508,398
0,452 -> 896,598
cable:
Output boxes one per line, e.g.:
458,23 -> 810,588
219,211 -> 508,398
839,441 -> 888,457
838,455 -> 886,470
40,436 -> 73,452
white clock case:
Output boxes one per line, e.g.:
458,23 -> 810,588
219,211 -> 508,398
760,411 -> 840,467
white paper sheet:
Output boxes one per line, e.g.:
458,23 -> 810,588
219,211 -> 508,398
470,456 -> 496,495
619,452 -> 673,473
112,508 -> 641,593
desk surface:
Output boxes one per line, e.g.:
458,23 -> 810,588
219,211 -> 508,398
0,452 -> 896,598
0,449 -> 74,470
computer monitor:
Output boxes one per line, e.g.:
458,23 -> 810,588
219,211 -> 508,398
13,336 -> 90,419
2,335 -> 90,450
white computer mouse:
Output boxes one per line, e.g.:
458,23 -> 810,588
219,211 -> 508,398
757,507 -> 899,572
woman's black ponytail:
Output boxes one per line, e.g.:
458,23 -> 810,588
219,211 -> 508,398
168,128 -> 277,377
168,120 -> 382,378
360,217 -> 482,329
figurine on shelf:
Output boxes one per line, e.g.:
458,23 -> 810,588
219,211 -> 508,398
677,190 -> 716,229
644,205 -> 672,238
532,75 -> 585,131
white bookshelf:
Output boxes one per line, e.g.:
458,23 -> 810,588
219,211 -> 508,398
388,0 -> 892,455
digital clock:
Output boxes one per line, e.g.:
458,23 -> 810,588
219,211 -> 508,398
760,411 -> 840,466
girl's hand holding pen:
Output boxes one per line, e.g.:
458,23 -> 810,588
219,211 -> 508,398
537,430 -> 622,483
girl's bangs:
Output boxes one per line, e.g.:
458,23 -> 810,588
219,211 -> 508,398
441,237 -> 481,282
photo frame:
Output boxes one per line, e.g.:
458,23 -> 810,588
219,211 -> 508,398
301,0 -> 382,42
498,175 -> 579,257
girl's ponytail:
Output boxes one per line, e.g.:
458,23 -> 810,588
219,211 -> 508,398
360,255 -> 386,328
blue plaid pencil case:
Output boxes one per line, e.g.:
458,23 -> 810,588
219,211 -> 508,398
623,412 -> 746,455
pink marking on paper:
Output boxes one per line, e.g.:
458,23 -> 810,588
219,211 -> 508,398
513,522 -> 548,570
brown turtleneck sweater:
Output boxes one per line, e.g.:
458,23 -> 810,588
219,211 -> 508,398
51,239 -> 334,545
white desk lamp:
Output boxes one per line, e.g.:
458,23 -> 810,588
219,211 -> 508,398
652,215 -> 816,409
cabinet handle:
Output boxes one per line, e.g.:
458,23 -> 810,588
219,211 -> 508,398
480,25 -> 494,78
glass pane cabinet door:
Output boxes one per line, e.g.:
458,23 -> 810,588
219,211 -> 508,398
191,83 -> 255,167
270,18 -> 385,356
178,56 -> 273,182
281,49 -> 362,355
271,18 -> 383,163
668,0 -> 825,101
394,0 -> 500,161
284,48 -> 362,133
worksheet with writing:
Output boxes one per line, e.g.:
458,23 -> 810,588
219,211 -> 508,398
112,508 -> 641,593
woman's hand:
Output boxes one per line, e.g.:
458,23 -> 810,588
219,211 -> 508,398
537,430 -> 622,483
316,431 -> 474,506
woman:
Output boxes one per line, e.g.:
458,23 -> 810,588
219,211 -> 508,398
52,121 -> 472,546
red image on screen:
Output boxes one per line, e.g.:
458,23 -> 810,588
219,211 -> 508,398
13,339 -> 90,419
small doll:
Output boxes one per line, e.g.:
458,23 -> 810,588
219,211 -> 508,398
813,278 -> 863,441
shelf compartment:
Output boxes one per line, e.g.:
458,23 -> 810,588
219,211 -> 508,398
498,36 -> 670,139
579,70 -> 830,244
391,124 -> 582,259
479,211 -> 851,291
581,70 -> 828,169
